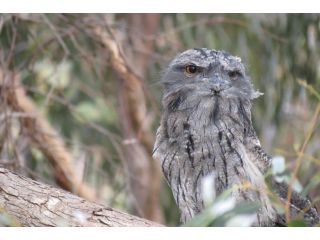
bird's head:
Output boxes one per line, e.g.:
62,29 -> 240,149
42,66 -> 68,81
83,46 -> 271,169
161,48 -> 262,102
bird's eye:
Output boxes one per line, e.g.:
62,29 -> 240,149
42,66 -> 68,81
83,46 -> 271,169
185,64 -> 198,75
228,70 -> 242,79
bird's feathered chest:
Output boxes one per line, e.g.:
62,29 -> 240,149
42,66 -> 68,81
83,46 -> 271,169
153,96 -> 276,225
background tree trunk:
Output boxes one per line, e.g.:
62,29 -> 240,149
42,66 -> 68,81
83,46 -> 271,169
91,17 -> 163,222
0,167 -> 162,227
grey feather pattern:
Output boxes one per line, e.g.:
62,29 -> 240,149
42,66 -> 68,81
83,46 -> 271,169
153,48 -> 319,226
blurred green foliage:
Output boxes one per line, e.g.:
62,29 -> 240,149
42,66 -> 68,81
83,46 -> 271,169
0,13 -> 320,226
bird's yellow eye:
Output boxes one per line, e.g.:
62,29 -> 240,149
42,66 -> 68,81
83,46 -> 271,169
185,64 -> 198,75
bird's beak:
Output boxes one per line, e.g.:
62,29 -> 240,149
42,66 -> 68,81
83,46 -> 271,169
209,78 -> 230,94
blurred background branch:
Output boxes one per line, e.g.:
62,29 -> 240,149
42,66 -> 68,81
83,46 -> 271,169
0,70 -> 95,200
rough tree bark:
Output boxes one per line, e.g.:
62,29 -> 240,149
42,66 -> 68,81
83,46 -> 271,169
0,167 -> 162,227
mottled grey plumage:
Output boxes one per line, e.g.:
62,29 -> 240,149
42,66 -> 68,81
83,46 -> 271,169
153,48 -> 319,226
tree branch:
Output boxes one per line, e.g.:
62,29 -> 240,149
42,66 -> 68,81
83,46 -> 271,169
87,16 -> 163,222
0,70 -> 95,201
0,167 -> 162,227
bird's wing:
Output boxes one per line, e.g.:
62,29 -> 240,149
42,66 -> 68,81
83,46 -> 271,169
246,140 -> 319,226
268,176 -> 320,226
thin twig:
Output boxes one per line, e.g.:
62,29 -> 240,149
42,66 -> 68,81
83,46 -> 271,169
297,79 -> 320,102
285,103 -> 320,222
5,17 -> 17,69
41,14 -> 70,57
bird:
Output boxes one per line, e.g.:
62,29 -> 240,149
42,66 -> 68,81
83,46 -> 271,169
152,48 -> 319,226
